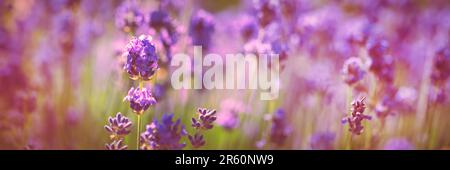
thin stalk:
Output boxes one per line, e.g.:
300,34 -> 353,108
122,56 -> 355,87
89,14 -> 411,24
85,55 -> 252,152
136,80 -> 144,150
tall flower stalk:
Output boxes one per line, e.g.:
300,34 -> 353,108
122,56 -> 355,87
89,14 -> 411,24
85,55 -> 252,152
189,108 -> 217,148
122,35 -> 159,149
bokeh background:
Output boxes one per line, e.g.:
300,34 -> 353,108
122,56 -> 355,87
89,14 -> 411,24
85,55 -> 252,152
0,0 -> 449,150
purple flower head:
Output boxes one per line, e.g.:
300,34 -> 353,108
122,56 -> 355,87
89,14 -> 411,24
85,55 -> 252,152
342,57 -> 365,85
366,38 -> 389,59
149,10 -> 171,31
124,35 -> 159,81
280,0 -> 298,20
270,108 -> 292,145
115,1 -> 145,34
189,10 -> 215,50
310,132 -> 336,150
366,38 -> 394,83
270,39 -> 289,62
52,11 -> 76,53
123,87 -> 156,115
105,139 -> 128,150
342,97 -> 372,135
104,112 -> 132,140
383,138 -> 414,150
431,46 -> 450,86
217,111 -> 239,130
254,0 -> 279,27
149,10 -> 179,58
192,108 -> 217,130
188,133 -> 206,148
216,99 -> 247,130
140,113 -> 187,150
159,0 -> 185,16
240,17 -> 259,42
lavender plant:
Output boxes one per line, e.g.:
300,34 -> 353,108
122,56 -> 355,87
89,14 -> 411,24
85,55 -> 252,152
140,113 -> 187,150
188,108 -> 217,148
104,113 -> 132,150
112,34 -> 159,150
342,97 -> 372,135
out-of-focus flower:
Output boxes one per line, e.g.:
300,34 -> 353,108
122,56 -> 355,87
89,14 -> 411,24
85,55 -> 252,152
374,86 -> 397,118
280,0 -> 298,21
140,113 -> 187,150
429,88 -> 447,104
394,86 -> 417,113
123,35 -> 159,81
52,10 -> 76,53
149,10 -> 171,31
270,39 -> 289,62
149,10 -> 178,61
254,0 -> 279,27
104,112 -> 132,140
105,139 -> 128,150
383,138 -> 414,150
188,133 -> 205,148
270,109 -> 292,145
309,132 -> 335,150
159,0 -> 185,16
217,99 -> 248,130
115,1 -> 145,34
123,87 -> 157,115
366,38 -> 394,83
189,10 -> 215,50
342,97 -> 372,135
192,108 -> 217,130
431,46 -> 450,87
66,107 -> 82,126
240,16 -> 259,42
342,57 -> 366,85
244,38 -> 272,56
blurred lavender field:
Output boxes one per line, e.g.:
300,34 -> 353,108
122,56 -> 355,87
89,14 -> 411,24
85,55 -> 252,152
0,0 -> 449,150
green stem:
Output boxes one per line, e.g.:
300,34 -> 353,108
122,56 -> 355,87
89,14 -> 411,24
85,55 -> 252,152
136,114 -> 141,150
136,80 -> 144,150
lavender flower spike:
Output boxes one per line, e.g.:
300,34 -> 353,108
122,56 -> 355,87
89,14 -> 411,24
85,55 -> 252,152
104,112 -> 132,140
115,1 -> 145,34
189,10 -> 215,50
123,87 -> 156,115
342,57 -> 365,85
192,108 -> 217,130
188,133 -> 206,148
270,108 -> 292,145
124,35 -> 159,81
342,97 -> 372,135
140,113 -> 187,150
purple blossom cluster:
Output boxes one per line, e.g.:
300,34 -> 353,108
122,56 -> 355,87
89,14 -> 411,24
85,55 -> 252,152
189,108 -> 217,148
342,97 -> 372,135
140,113 -> 187,150
104,113 -> 132,150
2,0 -> 450,150
269,109 -> 292,146
366,38 -> 395,84
123,35 -> 159,81
310,132 -> 336,150
191,108 -> 217,130
189,10 -> 215,51
115,1 -> 145,34
430,46 -> 450,104
342,57 -> 366,86
123,87 -> 157,115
